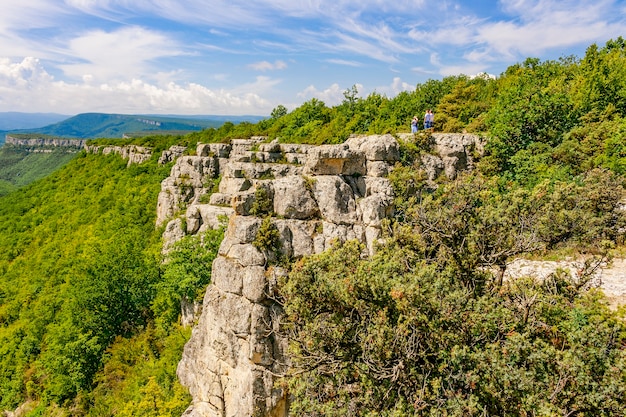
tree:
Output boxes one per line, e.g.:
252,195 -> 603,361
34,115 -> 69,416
483,57 -> 579,174
435,75 -> 495,133
153,228 -> 224,330
271,104 -> 288,120
408,174 -> 546,288
573,37 -> 626,117
280,185 -> 626,415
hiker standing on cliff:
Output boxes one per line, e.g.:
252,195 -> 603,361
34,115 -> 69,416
424,109 -> 434,130
411,116 -> 419,133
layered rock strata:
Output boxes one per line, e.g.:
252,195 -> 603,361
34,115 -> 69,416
161,135 -> 402,417
5,135 -> 87,148
85,144 -> 153,166
158,133 -> 488,417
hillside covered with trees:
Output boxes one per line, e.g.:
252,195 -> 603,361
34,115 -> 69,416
1,113 -> 265,142
1,38 -> 626,416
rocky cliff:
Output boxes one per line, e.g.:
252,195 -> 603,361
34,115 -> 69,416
154,133 -> 626,417
156,133 -> 483,417
84,144 -> 153,166
4,135 -> 86,152
3,136 -> 153,165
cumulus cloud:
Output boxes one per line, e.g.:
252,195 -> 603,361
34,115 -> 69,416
387,77 -> 414,95
0,57 -> 274,115
0,56 -> 53,88
2,0 -> 626,116
428,52 -> 487,78
297,78 -> 413,106
297,83 -> 345,106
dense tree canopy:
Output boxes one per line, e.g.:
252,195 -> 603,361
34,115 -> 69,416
280,166 -> 626,416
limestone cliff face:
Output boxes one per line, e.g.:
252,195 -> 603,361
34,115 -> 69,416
154,133 -> 483,417
4,135 -> 86,153
4,136 -> 154,163
85,144 -> 153,166
396,132 -> 484,181
167,135 -> 399,417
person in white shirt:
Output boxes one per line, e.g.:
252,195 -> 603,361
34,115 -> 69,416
424,109 -> 434,130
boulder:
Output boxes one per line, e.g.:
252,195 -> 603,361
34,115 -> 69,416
311,176 -> 358,225
345,134 -> 400,162
272,176 -> 319,219
303,143 -> 366,176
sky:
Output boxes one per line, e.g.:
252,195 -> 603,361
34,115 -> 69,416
0,0 -> 625,117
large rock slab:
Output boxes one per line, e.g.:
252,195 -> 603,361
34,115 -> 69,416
303,143 -> 366,176
272,176 -> 319,219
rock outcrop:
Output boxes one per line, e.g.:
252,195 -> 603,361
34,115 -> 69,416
155,133 -> 492,416
156,134 -> 410,417
158,133 -> 488,416
4,135 -> 86,153
5,135 -> 87,148
504,257 -> 626,309
154,132 -> 622,417
85,144 -> 153,166
397,132 -> 484,181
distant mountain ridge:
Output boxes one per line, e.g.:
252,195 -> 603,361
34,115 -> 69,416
0,112 -> 70,130
0,112 -> 265,143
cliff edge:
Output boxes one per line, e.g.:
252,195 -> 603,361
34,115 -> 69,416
154,133 -> 626,417
156,133 -> 482,416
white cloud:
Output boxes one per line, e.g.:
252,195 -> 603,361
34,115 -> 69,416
411,66 -> 437,76
66,0 -> 429,24
248,60 -> 288,71
364,77 -> 414,97
0,57 -> 53,87
296,81 -> 416,106
429,52 -> 487,77
475,16 -> 619,58
388,77 -> 413,95
0,1 -> 73,59
402,0 -> 626,78
230,75 -> 283,97
0,1 -> 67,32
328,31 -> 401,63
1,0 -> 626,116
62,0 -> 424,63
409,22 -> 479,47
326,59 -> 363,67
0,57 -> 274,115
66,0 -> 271,27
297,83 -> 345,106
424,0 -> 625,62
58,26 -> 182,82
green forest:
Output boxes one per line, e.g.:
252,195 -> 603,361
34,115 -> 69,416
1,38 -> 626,416
0,146 -> 77,196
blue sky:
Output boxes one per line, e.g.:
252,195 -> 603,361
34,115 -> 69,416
1,0 -> 625,116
